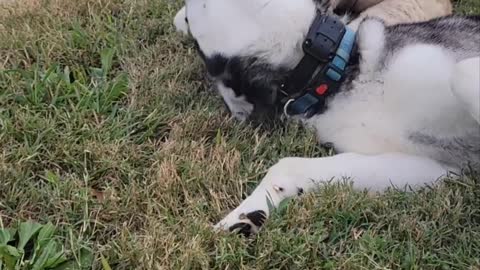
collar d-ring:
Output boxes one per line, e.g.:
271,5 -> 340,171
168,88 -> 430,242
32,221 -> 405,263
283,99 -> 295,118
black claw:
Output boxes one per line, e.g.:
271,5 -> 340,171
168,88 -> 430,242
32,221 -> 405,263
229,222 -> 252,237
321,142 -> 335,151
297,187 -> 304,196
246,210 -> 267,227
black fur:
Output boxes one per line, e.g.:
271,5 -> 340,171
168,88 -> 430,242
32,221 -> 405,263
383,15 -> 480,65
246,210 -> 267,227
228,222 -> 253,237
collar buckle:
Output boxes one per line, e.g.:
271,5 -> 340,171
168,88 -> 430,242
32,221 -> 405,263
303,15 -> 346,62
280,14 -> 356,118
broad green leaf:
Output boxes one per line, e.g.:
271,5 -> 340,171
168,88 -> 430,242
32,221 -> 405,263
0,245 -> 20,270
0,231 -> 12,245
106,74 -> 128,102
5,230 -> 15,242
100,255 -> 112,270
0,254 -> 16,270
89,67 -> 103,79
277,197 -> 293,215
44,250 -> 68,268
53,247 -> 93,270
36,223 -> 55,247
51,260 -> 78,270
17,222 -> 43,251
32,241 -> 56,270
0,245 -> 20,258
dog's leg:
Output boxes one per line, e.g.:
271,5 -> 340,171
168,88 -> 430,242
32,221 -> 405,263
451,57 -> 480,124
214,153 -> 449,236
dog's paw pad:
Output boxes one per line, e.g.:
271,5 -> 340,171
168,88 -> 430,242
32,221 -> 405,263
245,210 -> 267,227
228,222 -> 254,237
223,210 -> 267,237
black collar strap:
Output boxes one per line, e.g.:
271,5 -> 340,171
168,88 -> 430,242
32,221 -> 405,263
280,14 -> 357,118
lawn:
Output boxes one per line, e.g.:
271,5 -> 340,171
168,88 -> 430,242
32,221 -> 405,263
0,0 -> 479,269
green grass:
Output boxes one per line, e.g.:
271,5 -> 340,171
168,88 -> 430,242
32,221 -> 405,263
0,0 -> 479,269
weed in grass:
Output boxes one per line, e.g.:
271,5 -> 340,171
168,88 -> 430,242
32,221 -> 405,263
0,221 -> 94,269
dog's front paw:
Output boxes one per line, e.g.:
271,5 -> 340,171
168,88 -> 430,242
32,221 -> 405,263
214,210 -> 267,237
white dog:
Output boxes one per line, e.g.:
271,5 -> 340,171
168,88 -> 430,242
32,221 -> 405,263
174,0 -> 479,236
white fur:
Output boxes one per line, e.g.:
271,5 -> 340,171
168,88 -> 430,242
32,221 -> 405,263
217,82 -> 253,121
184,0 -> 315,67
451,57 -> 480,124
311,44 -> 476,156
173,6 -> 189,35
356,19 -> 385,75
215,153 -> 448,230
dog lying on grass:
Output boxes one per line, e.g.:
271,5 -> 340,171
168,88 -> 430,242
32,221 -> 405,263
174,0 -> 479,236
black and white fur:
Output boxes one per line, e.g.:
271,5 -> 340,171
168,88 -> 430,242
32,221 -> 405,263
174,0 -> 480,236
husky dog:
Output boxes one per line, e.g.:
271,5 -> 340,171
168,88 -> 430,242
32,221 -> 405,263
174,0 -> 480,236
